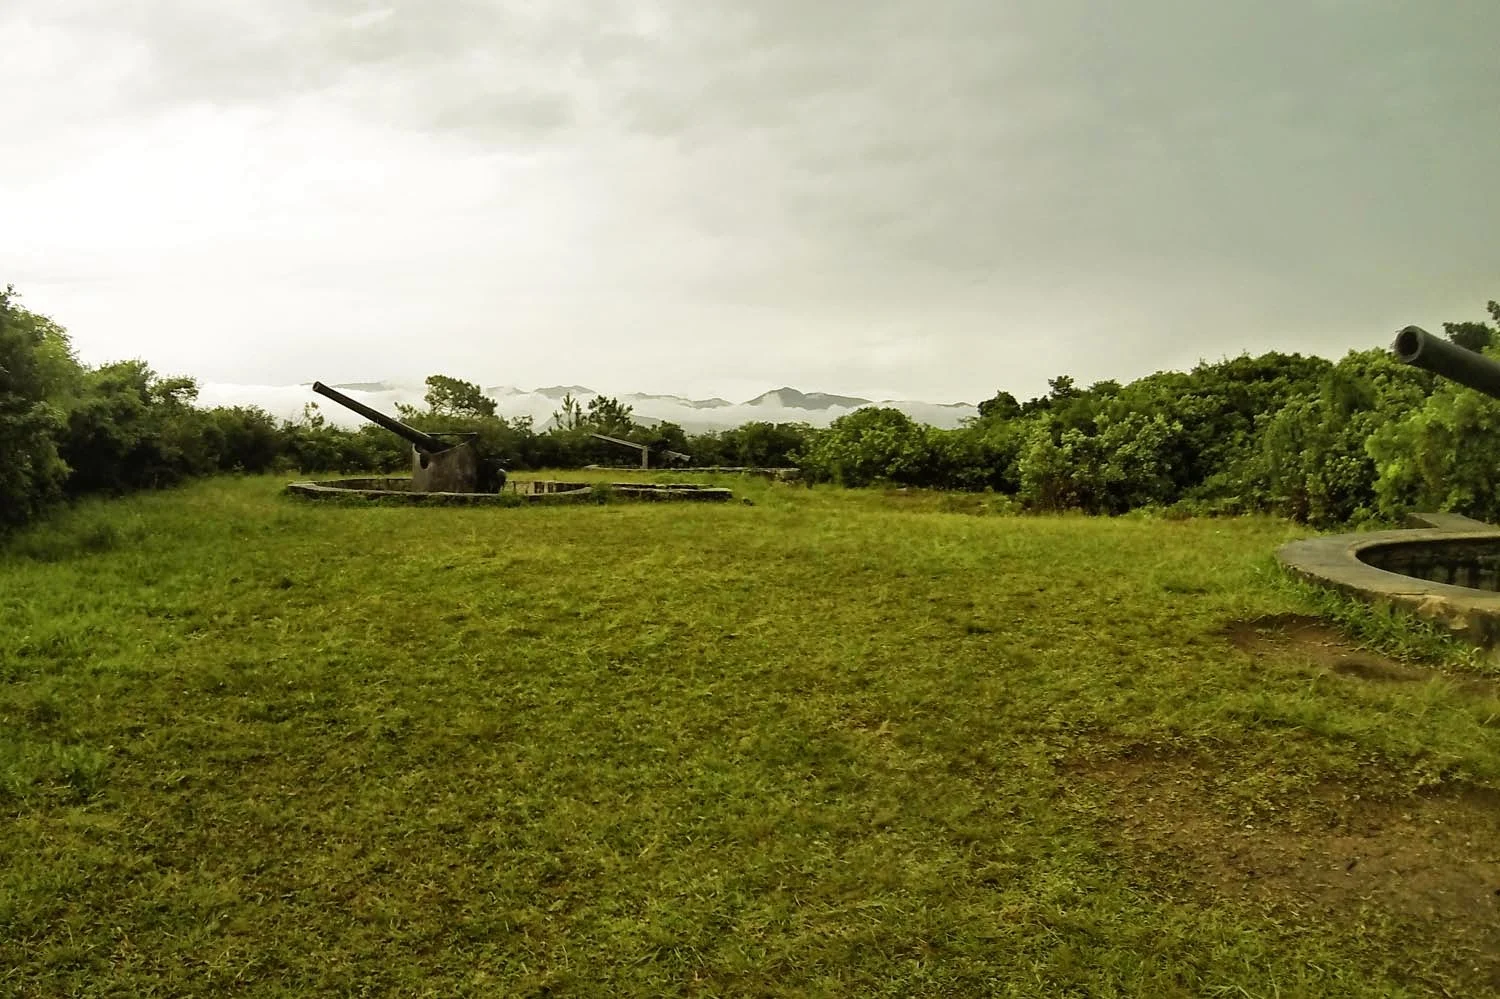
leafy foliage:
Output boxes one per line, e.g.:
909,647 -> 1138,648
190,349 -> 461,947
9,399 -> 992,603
689,421 -> 810,467
0,288 -> 73,526
1441,299 -> 1499,353
800,407 -> 935,487
583,395 -> 636,437
422,374 -> 497,418
1367,344 -> 1500,524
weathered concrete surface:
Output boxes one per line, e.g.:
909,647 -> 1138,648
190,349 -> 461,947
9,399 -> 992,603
1403,511 -> 1496,532
607,483 -> 734,501
514,480 -> 734,501
285,479 -> 734,504
584,464 -> 803,481
1277,518 -> 1500,648
411,441 -> 480,493
285,479 -> 529,505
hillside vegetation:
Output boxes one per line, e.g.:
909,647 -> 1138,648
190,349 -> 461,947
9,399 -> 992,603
5,284 -> 1500,531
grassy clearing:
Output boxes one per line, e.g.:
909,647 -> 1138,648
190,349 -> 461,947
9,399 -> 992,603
3,474 -> 1499,996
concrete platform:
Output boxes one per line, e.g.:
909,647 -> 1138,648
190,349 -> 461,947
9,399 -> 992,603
285,478 -> 734,504
1276,513 -> 1500,648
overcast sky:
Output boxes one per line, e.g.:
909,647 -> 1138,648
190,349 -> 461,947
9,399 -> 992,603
3,1 -> 1497,403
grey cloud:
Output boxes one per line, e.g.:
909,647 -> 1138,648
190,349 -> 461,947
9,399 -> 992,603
422,90 -> 573,139
32,0 -> 614,140
6,0 -> 1498,401
629,3 -> 1496,307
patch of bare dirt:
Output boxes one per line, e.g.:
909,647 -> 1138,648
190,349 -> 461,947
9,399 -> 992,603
1221,614 -> 1500,695
1063,751 -> 1500,988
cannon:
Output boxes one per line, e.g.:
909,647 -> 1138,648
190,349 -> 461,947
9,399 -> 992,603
588,432 -> 691,469
1391,325 -> 1500,397
311,381 -> 507,492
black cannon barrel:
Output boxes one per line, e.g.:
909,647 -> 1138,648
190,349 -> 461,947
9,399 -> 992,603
1392,326 -> 1500,399
310,381 -> 450,453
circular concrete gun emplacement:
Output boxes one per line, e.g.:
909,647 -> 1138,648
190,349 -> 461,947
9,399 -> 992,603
284,478 -> 734,504
1277,513 -> 1500,652
286,382 -> 733,504
300,381 -> 722,498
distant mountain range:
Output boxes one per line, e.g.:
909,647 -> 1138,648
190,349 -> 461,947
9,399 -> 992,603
502,384 -> 880,411
742,387 -> 873,410
197,380 -> 978,432
517,386 -> 734,409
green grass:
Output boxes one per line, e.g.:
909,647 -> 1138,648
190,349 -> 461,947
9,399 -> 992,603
3,475 -> 1499,996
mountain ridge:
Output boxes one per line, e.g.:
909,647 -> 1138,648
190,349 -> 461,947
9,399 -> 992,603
743,386 -> 873,410
341,380 -> 973,410
216,381 -> 977,432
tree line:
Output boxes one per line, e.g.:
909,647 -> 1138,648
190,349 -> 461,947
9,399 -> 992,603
805,300 -> 1500,527
4,283 -> 1498,531
0,286 -> 810,531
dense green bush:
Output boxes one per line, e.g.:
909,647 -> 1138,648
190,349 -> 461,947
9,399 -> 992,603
800,408 -> 937,487
59,361 -> 204,492
1367,343 -> 1500,524
208,406 -> 284,473
1015,412 -> 1185,514
1235,351 -> 1432,526
690,422 -> 812,467
0,289 -> 74,527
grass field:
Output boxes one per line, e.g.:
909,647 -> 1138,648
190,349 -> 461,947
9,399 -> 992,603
3,474 -> 1500,997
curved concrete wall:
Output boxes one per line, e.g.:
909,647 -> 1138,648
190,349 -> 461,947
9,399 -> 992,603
1276,513 -> 1500,648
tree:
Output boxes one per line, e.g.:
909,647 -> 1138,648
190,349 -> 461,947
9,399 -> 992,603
801,407 -> 935,487
582,395 -> 637,437
977,390 -> 1020,421
0,287 -> 76,527
59,360 -> 212,493
1437,299 -> 1499,353
550,393 -> 584,431
1444,322 -> 1494,353
1013,411 -> 1183,514
1016,421 -> 1083,511
423,374 -> 496,418
1048,375 -> 1078,399
725,422 -> 811,467
1243,350 -> 1429,525
1369,306 -> 1500,523
645,420 -> 690,457
208,406 -> 282,472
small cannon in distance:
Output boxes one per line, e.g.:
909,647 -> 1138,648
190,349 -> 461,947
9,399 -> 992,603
588,432 -> 691,470
310,381 -> 507,493
1391,326 -> 1500,398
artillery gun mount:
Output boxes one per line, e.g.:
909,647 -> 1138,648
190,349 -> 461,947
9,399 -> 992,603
1277,326 -> 1500,653
286,382 -> 732,504
308,381 -> 507,493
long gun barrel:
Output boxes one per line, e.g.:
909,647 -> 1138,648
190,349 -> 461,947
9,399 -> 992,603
1392,326 -> 1500,399
311,381 -> 450,454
